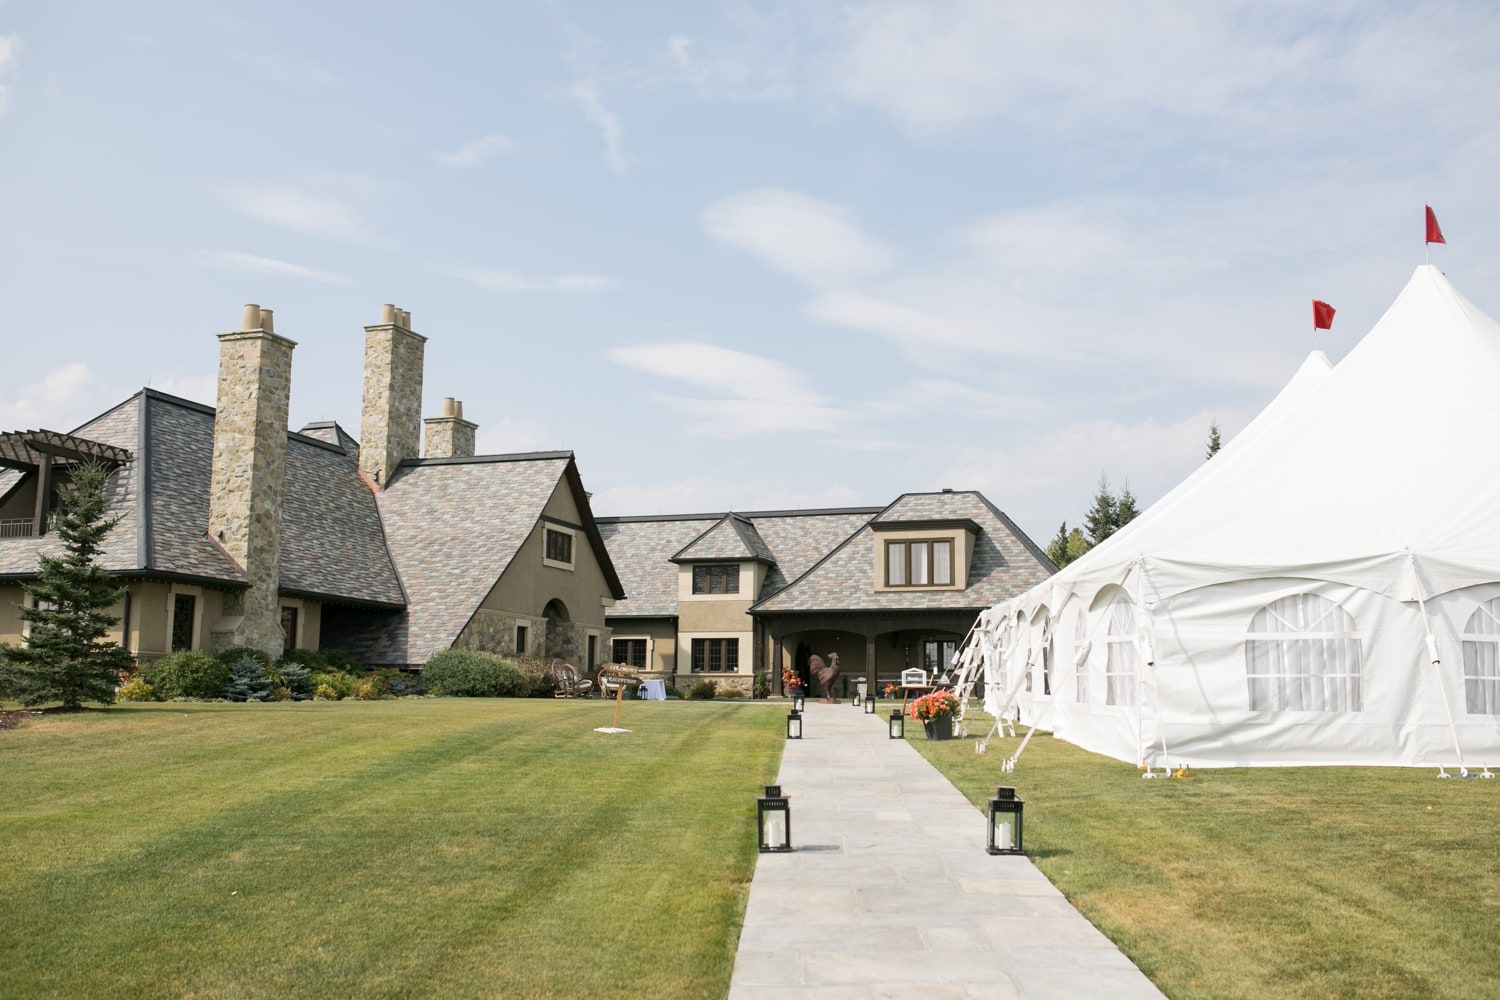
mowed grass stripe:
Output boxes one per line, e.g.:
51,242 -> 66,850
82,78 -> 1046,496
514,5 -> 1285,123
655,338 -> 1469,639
0,700 -> 783,999
910,719 -> 1500,1000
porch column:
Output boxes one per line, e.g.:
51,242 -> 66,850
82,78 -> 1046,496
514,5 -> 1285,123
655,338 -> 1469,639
866,634 -> 877,704
772,633 -> 784,696
32,453 -> 52,536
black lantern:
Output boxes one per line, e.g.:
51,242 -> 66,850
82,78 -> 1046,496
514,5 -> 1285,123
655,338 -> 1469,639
786,709 -> 802,740
757,784 -> 792,852
888,709 -> 904,740
853,689 -> 862,707
792,690 -> 805,713
864,693 -> 877,715
986,786 -> 1025,855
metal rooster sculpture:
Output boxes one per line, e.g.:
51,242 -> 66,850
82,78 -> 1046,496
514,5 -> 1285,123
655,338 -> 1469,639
808,651 -> 841,702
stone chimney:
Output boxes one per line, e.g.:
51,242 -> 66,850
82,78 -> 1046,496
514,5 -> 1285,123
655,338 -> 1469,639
208,304 -> 296,657
423,397 -> 477,459
359,304 -> 427,487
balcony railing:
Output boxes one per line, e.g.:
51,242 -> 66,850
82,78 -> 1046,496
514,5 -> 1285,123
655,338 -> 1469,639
1,518 -> 38,539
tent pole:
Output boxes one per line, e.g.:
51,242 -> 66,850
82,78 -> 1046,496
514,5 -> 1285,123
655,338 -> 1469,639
1407,552 -> 1467,774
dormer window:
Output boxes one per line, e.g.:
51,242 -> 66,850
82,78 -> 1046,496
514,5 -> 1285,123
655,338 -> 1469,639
885,539 -> 953,587
693,564 -> 740,594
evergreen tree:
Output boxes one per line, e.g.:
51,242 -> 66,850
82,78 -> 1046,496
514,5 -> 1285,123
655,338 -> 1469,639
2,463 -> 134,708
1045,522 -> 1092,568
1116,480 -> 1141,529
223,655 -> 272,702
1083,474 -> 1119,546
1206,419 -> 1222,459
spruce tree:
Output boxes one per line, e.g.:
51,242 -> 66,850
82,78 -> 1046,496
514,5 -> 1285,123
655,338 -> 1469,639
2,463 -> 134,708
223,654 -> 272,702
1083,474 -> 1119,546
1206,419 -> 1222,459
1116,480 -> 1141,529
1046,522 -> 1071,567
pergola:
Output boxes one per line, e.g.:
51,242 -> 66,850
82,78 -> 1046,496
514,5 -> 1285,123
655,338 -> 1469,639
0,429 -> 132,538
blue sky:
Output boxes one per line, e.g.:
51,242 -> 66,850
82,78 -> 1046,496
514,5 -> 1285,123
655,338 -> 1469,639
3,1 -> 1498,544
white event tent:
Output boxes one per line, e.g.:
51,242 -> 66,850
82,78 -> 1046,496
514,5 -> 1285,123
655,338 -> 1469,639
979,264 -> 1500,769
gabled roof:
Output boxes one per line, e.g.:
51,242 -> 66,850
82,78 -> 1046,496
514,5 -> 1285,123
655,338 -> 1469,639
1,390 -> 405,608
346,451 -> 624,664
750,491 -> 1055,614
670,513 -> 775,564
297,421 -> 360,457
596,506 -> 882,618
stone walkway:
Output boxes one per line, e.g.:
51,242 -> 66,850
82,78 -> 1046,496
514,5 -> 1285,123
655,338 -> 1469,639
728,701 -> 1167,1000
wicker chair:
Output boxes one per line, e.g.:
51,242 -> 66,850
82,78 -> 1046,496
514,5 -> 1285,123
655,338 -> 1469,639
548,659 -> 594,698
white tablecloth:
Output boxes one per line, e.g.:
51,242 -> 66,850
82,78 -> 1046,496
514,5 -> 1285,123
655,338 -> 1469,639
638,679 -> 667,701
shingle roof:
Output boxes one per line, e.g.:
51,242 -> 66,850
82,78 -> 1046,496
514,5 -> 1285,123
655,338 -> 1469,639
349,453 -> 577,664
597,507 -> 882,617
750,491 -> 1055,614
1,391 -> 405,608
597,516 -> 718,618
671,513 -> 775,564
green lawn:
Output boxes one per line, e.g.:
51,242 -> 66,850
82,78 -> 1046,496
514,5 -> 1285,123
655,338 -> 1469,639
0,699 -> 785,1000
910,718 -> 1500,1000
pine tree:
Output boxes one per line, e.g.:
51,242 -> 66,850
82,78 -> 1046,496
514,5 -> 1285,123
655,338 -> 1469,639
1206,419 -> 1222,459
1083,474 -> 1119,546
1116,480 -> 1141,529
2,463 -> 134,708
1046,522 -> 1071,567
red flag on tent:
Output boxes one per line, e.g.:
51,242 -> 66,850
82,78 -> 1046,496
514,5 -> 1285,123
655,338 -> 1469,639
1313,300 -> 1336,330
1425,205 -> 1446,245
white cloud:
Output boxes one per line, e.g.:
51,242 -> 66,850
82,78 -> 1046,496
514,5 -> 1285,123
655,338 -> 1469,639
591,476 -> 863,518
702,189 -> 898,288
0,363 -> 97,430
216,182 -> 384,245
0,34 -> 19,73
664,28 -> 796,102
451,266 -> 621,294
435,134 -> 518,168
607,341 -> 849,437
569,79 -> 630,173
147,373 -> 217,407
475,418 -> 558,455
193,250 -> 352,285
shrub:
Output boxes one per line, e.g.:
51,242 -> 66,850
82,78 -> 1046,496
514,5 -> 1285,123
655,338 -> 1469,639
143,651 -> 230,700
512,656 -> 554,698
719,687 -> 745,699
664,682 -> 685,700
223,655 -> 272,702
279,661 -> 313,700
422,648 -> 527,698
313,682 -> 340,701
688,679 -> 717,700
116,676 -> 155,702
216,646 -> 272,672
309,669 -> 357,700
320,649 -> 363,672
752,670 -> 770,699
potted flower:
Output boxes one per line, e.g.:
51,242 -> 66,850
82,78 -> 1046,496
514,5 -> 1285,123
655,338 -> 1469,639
781,666 -> 803,693
909,690 -> 961,740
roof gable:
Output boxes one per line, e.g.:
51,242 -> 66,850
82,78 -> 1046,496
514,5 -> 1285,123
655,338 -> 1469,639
670,513 -> 775,564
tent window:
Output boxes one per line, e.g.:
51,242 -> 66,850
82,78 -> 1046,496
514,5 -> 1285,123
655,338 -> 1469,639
1461,598 -> 1500,715
1245,594 -> 1363,712
1074,612 -> 1089,704
1104,596 -> 1138,707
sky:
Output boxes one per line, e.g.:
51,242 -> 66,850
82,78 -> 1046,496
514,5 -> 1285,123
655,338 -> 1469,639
3,1 -> 1499,545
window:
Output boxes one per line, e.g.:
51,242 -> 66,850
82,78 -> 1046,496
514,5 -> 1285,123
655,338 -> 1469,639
544,528 -> 574,566
280,606 -> 298,652
515,625 -> 528,656
1461,598 -> 1500,714
692,638 -> 739,673
1104,594 -> 1138,707
924,640 -> 956,676
171,595 -> 196,652
692,564 -> 739,594
885,539 -> 954,587
1245,593 -> 1362,712
613,638 -> 647,668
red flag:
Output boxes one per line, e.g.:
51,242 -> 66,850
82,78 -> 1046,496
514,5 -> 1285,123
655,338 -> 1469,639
1425,205 -> 1446,245
1313,300 -> 1335,330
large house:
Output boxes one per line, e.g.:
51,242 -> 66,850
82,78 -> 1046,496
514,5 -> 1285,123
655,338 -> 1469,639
597,493 -> 1055,696
0,304 -> 623,669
